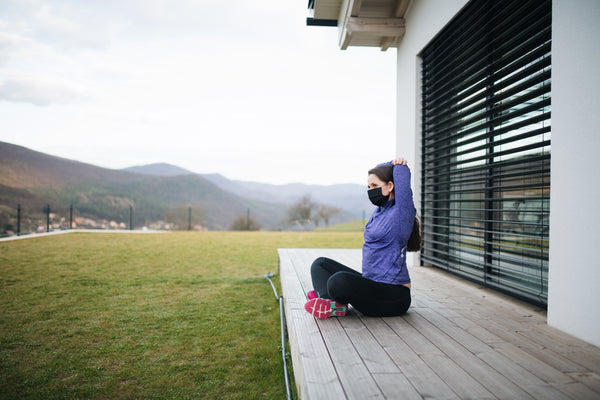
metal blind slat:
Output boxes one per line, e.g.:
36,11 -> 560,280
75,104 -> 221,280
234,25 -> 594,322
422,153 -> 550,179
424,94 -> 551,144
424,6 -> 551,106
420,0 -> 551,306
425,66 -> 551,126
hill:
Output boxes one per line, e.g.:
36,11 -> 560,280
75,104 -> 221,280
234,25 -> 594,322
0,142 -> 291,231
0,142 -> 136,189
0,142 -> 360,232
201,175 -> 372,219
124,166 -> 373,220
122,163 -> 195,177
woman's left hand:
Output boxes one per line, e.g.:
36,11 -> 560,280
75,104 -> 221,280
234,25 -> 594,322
392,157 -> 408,166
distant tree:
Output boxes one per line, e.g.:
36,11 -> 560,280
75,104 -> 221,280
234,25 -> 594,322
163,205 -> 206,230
229,214 -> 261,231
316,205 -> 340,227
287,195 -> 317,229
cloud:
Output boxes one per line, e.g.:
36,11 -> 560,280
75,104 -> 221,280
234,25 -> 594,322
0,28 -> 34,66
0,0 -> 397,185
0,78 -> 87,106
31,3 -> 115,51
0,0 -> 118,53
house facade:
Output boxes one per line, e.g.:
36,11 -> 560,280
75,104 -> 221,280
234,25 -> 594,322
308,0 -> 600,347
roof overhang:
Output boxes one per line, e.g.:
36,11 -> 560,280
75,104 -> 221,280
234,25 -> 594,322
307,0 -> 412,51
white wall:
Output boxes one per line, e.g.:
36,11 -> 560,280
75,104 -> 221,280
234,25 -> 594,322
547,0 -> 600,347
395,0 -> 469,168
395,0 -> 469,267
395,0 -> 600,347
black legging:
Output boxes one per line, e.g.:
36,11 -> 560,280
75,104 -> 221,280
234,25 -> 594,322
310,257 -> 411,317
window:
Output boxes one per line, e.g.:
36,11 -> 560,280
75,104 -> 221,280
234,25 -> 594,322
420,0 -> 551,305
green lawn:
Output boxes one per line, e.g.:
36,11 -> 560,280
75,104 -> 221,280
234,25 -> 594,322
0,231 -> 362,399
315,219 -> 366,232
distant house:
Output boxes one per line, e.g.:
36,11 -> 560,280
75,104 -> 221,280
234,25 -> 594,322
307,0 -> 600,347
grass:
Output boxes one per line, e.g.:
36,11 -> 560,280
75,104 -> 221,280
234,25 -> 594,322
315,219 -> 366,232
0,231 -> 363,399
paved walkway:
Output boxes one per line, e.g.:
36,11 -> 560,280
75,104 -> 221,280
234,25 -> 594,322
0,229 -> 165,242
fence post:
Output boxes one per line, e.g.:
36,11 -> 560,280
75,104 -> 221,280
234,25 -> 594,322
129,205 -> 133,230
188,206 -> 192,231
17,204 -> 21,236
70,204 -> 73,229
46,204 -> 50,232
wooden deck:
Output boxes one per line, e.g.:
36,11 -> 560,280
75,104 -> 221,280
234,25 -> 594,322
278,248 -> 600,400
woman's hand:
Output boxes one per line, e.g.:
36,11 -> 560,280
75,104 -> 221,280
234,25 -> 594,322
392,157 -> 408,166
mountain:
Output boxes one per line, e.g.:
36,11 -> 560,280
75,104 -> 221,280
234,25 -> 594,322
122,163 -> 195,177
119,163 -> 373,219
202,174 -> 372,219
0,142 -> 289,231
0,142 -> 135,189
0,142 -> 361,232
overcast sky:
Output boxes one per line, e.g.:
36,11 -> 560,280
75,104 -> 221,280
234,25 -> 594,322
0,0 -> 397,185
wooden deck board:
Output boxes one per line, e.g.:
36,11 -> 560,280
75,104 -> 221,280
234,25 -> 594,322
278,248 -> 600,400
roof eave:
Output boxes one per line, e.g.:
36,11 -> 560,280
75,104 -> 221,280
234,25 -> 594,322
307,0 -> 412,51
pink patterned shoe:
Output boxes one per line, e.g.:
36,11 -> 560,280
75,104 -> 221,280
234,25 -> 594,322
306,290 -> 317,300
304,298 -> 348,319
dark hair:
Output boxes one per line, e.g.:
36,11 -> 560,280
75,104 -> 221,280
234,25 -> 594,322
368,164 -> 422,252
407,215 -> 422,252
368,164 -> 394,184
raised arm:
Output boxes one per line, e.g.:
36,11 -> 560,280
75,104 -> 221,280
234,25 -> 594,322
392,158 -> 416,238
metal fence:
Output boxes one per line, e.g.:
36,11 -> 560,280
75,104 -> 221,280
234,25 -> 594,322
0,203 -> 203,238
0,203 -> 134,238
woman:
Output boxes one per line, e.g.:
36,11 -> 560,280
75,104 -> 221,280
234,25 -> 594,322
304,157 -> 421,319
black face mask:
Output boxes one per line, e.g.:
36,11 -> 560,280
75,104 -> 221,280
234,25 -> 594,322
368,187 -> 390,206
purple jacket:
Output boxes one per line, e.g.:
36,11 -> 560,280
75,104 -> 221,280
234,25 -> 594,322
362,161 -> 416,285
